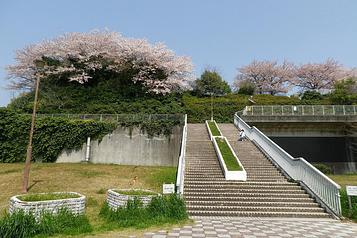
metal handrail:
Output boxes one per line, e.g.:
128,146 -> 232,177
32,113 -> 184,122
176,114 -> 188,195
234,113 -> 342,217
242,105 -> 357,116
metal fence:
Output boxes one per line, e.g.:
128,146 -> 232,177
234,113 -> 342,217
176,114 -> 188,195
34,113 -> 185,122
243,105 -> 357,116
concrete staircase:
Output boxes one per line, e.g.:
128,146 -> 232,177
184,123 -> 330,218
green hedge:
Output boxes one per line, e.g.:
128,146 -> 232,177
9,88 -> 342,123
0,108 -> 116,163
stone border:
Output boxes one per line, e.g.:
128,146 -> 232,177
107,189 -> 158,210
9,192 -> 85,218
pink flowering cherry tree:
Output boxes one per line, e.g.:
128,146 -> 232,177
235,60 -> 295,95
6,31 -> 194,94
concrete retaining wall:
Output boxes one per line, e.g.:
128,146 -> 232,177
56,126 -> 182,166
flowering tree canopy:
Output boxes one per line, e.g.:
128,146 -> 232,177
235,60 -> 295,95
294,59 -> 347,92
6,31 -> 194,94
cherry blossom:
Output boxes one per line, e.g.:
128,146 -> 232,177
6,31 -> 194,94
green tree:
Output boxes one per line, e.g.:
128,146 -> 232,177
195,70 -> 231,96
330,78 -> 357,105
236,80 -> 256,95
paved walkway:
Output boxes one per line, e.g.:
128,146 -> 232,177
143,217 -> 357,238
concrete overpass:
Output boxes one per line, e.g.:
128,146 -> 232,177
239,105 -> 357,173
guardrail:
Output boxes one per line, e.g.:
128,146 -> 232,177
176,114 -> 188,195
242,105 -> 357,116
34,113 -> 184,122
234,113 -> 342,217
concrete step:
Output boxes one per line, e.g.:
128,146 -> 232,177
186,200 -> 320,207
184,184 -> 301,190
187,205 -> 324,213
185,178 -> 287,182
184,188 -> 306,194
184,180 -> 297,186
184,192 -> 310,198
188,210 -> 330,218
184,195 -> 315,203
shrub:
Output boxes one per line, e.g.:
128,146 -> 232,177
301,91 -> 323,101
0,209 -> 92,238
100,194 -> 187,228
329,78 -> 357,105
340,189 -> 357,222
237,80 -> 255,95
313,163 -> 333,175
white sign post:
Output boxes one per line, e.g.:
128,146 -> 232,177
346,186 -> 357,214
162,183 -> 175,194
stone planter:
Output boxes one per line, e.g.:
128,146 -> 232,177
212,137 -> 247,181
205,120 -> 223,141
9,192 -> 85,219
107,189 -> 158,210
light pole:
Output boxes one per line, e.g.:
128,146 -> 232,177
22,60 -> 45,193
210,92 -> 214,121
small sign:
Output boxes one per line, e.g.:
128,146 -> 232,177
346,186 -> 357,196
162,183 -> 175,194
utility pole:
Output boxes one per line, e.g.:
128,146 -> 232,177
210,92 -> 214,121
22,60 -> 45,193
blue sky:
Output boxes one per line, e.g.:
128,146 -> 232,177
1,0 -> 356,106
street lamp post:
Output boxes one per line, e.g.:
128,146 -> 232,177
210,92 -> 214,121
22,76 -> 40,193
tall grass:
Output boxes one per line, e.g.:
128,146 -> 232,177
100,194 -> 188,229
0,209 -> 92,238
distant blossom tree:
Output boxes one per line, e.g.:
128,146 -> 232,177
235,60 -> 295,95
6,31 -> 194,94
294,59 -> 347,92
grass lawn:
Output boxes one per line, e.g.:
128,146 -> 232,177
215,138 -> 241,171
207,121 -> 221,136
0,163 -> 189,237
328,173 -> 357,188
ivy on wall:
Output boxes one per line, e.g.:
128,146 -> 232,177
0,108 -> 116,163
0,109 -> 183,163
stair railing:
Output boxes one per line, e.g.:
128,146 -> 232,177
176,114 -> 188,195
234,113 -> 342,217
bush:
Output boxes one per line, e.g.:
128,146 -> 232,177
313,163 -> 333,175
340,189 -> 357,222
237,81 -> 255,95
301,91 -> 323,101
100,194 -> 187,228
329,78 -> 357,105
0,209 -> 92,238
